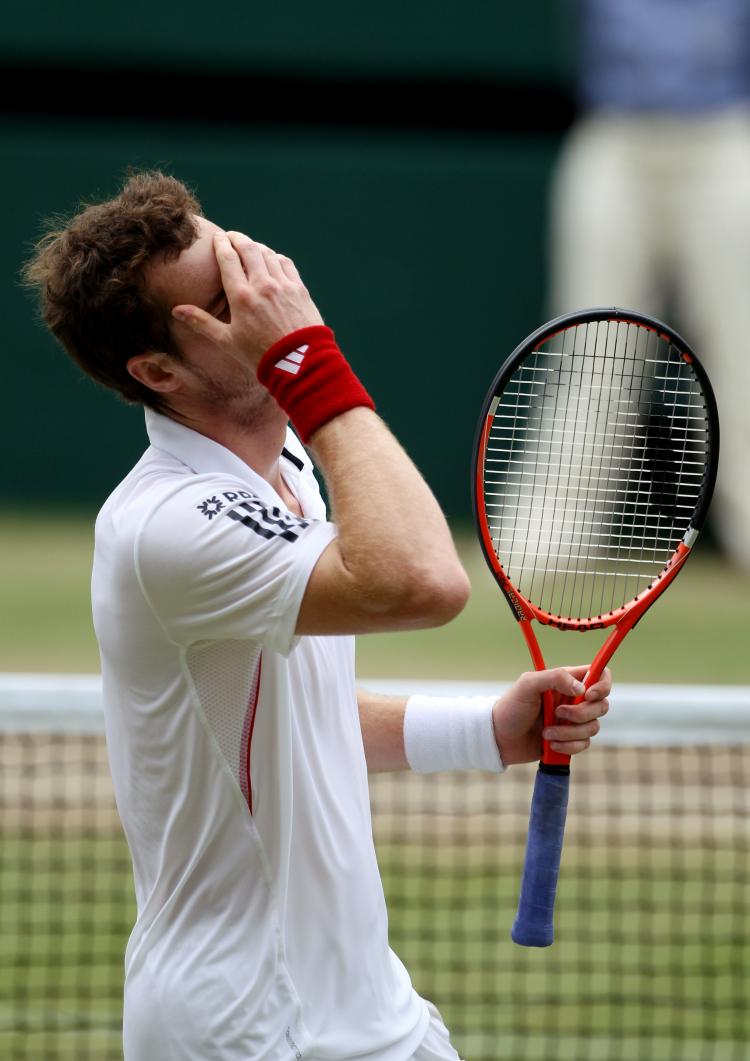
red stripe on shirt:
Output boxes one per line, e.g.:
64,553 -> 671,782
240,653 -> 263,813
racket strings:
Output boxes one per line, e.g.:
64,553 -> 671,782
483,320 -> 710,622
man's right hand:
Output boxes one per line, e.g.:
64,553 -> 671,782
172,231 -> 324,368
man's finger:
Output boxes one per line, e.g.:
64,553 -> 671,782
277,254 -> 301,283
544,718 -> 601,742
225,231 -> 269,282
172,304 -> 230,346
564,664 -> 589,681
213,232 -> 255,296
560,664 -> 612,701
556,697 -> 609,723
523,667 -> 587,700
256,243 -> 287,281
549,738 -> 591,756
585,668 -> 612,701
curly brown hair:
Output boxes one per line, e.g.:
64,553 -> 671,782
23,171 -> 202,411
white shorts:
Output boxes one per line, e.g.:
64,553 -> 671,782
410,1002 -> 465,1061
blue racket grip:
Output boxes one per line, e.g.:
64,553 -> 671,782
511,764 -> 570,947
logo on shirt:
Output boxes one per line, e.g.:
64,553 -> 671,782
197,489 -> 258,520
274,344 -> 308,376
228,498 -> 309,543
197,490 -> 310,542
197,496 -> 225,520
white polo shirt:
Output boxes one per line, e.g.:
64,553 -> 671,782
92,410 -> 429,1061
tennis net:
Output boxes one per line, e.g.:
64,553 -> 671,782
0,675 -> 748,1060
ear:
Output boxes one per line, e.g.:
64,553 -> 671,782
127,352 -> 182,395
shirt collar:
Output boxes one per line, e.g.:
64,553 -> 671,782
145,408 -> 298,497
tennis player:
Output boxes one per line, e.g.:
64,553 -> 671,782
24,173 -> 610,1061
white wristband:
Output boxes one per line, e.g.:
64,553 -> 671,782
403,695 -> 505,774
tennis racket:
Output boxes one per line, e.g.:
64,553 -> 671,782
471,308 -> 719,947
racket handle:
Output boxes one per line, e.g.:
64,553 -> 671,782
511,763 -> 570,947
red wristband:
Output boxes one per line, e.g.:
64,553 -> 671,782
257,326 -> 375,443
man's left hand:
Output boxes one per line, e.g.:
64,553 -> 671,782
492,666 -> 611,767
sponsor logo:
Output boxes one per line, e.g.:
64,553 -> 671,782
198,490 -> 310,543
197,496 -> 225,520
228,499 -> 310,543
219,489 -> 255,504
274,344 -> 308,375
197,489 -> 258,520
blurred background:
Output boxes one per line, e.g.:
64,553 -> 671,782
3,0 -> 748,681
1,4 -> 749,1060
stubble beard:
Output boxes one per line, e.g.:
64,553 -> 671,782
191,362 -> 276,432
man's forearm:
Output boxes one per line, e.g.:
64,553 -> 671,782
308,407 -> 470,624
357,689 -> 409,773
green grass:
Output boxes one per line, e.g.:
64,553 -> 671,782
1,510 -> 749,682
0,512 -> 98,673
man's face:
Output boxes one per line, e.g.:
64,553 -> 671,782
144,215 -> 271,426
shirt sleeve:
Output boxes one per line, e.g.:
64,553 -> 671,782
134,478 -> 337,655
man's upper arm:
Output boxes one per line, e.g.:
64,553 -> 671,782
135,479 -> 336,653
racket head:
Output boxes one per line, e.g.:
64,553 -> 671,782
472,308 -> 719,631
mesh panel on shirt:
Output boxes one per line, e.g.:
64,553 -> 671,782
186,639 -> 262,807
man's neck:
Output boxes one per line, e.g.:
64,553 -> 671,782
168,402 -> 301,513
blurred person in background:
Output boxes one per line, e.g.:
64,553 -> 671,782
550,0 -> 750,568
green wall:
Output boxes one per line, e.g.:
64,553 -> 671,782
2,1 -> 566,81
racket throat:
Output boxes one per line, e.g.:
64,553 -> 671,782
520,619 -> 545,669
